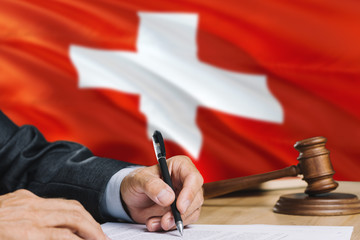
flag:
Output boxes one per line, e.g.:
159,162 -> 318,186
1,0 -> 360,182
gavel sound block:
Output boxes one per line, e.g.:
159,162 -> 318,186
203,136 -> 360,216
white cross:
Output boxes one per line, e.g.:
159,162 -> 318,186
69,12 -> 283,159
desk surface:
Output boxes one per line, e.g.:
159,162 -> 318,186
197,181 -> 360,240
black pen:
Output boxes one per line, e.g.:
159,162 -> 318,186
152,130 -> 184,236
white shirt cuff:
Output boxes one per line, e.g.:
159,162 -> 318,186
102,166 -> 143,222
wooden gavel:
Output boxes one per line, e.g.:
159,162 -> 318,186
203,136 -> 339,199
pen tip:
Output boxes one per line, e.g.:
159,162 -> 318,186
179,228 -> 183,237
176,221 -> 184,237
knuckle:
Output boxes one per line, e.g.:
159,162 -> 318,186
179,155 -> 191,163
198,190 -> 204,204
198,174 -> 204,186
15,189 -> 35,197
68,199 -> 82,207
177,155 -> 192,165
69,209 -> 83,222
189,169 -> 204,187
193,208 -> 201,221
68,199 -> 85,211
196,195 -> 204,209
15,189 -> 28,194
188,175 -> 204,197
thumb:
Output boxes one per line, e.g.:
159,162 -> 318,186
143,175 -> 175,207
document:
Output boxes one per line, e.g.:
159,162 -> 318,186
102,222 -> 353,240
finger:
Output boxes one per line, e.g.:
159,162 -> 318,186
168,156 -> 204,214
179,188 -> 204,219
160,211 -> 176,231
5,208 -> 107,240
2,199 -> 107,240
145,212 -> 175,232
131,167 -> 175,207
38,199 -> 98,227
0,191 -> 97,229
181,207 -> 202,226
146,216 -> 163,232
161,198 -> 202,231
2,225 -> 83,240
147,206 -> 201,232
20,197 -> 100,234
0,191 -> 107,239
40,209 -> 106,240
130,203 -> 172,224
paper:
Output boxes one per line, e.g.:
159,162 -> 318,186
102,222 -> 353,240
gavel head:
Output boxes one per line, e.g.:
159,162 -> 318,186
294,136 -> 339,196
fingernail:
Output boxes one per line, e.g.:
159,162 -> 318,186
151,219 -> 161,231
156,189 -> 171,205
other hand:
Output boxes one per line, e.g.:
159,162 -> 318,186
0,189 -> 109,240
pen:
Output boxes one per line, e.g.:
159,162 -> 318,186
152,130 -> 184,236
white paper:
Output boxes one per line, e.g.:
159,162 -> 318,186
102,222 -> 353,240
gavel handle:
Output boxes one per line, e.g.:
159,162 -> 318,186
203,165 -> 300,199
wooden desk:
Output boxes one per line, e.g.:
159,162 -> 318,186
197,181 -> 360,239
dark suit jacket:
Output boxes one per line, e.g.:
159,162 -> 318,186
0,111 -> 135,222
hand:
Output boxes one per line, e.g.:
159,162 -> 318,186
120,155 -> 204,232
0,189 -> 109,240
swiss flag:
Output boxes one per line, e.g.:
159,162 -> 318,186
1,0 -> 359,183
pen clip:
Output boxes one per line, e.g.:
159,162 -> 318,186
152,130 -> 166,159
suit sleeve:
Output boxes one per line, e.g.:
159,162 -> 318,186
0,111 -> 135,222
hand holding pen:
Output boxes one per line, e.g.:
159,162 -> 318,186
152,130 -> 184,235
120,131 -> 204,234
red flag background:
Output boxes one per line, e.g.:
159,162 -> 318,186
1,0 -> 360,182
